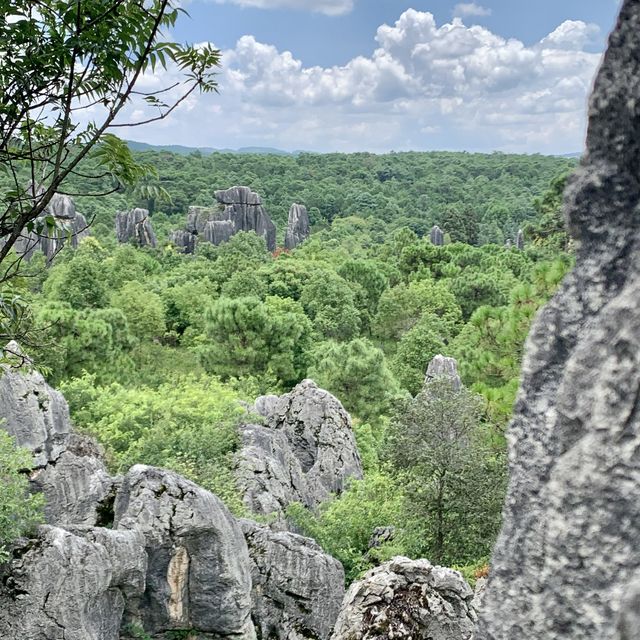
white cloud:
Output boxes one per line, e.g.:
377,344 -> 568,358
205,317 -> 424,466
213,0 -> 354,16
453,3 -> 492,18
108,11 -> 603,154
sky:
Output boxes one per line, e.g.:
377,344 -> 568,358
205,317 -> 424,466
117,0 -> 623,154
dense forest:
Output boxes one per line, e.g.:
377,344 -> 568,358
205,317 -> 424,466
3,148 -> 573,583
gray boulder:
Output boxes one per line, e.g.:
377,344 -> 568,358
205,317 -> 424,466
115,208 -> 157,248
186,205 -> 217,234
425,354 -> 462,390
237,380 -> 363,517
0,525 -> 146,640
515,228 -> 525,251
169,229 -> 197,254
114,465 -> 255,638
29,434 -> 116,527
0,346 -> 71,467
284,203 -> 310,250
241,520 -> 345,640
477,3 -> 640,639
430,225 -> 444,246
330,557 -> 476,640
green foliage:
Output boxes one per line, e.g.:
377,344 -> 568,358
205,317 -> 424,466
300,271 -> 361,341
201,295 -> 312,388
61,374 -> 246,514
385,377 -> 507,565
309,339 -> 399,423
0,429 -> 44,561
287,472 -> 403,582
111,281 -> 166,341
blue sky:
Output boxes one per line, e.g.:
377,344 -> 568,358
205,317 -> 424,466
119,1 -> 623,154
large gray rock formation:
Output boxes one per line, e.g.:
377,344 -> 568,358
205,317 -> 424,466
430,225 -> 444,246
477,3 -> 640,639
0,345 -> 71,467
330,557 -> 476,640
237,380 -> 363,518
284,203 -> 311,250
114,465 -> 256,638
115,208 -> 157,248
0,347 -> 114,527
173,188 -> 277,252
13,192 -> 89,263
0,525 -> 146,640
241,520 -> 345,640
29,433 -> 116,527
214,186 -> 277,251
425,354 -> 462,390
169,229 -> 197,255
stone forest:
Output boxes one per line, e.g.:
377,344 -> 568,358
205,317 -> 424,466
0,0 -> 639,639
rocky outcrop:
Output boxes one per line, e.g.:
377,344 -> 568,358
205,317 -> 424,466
214,186 -> 276,251
29,434 -> 116,527
169,229 -> 197,254
0,525 -> 146,640
13,192 -> 89,263
425,354 -> 461,390
477,3 -> 640,639
430,225 -> 444,246
0,345 -> 71,467
241,520 -> 345,640
0,347 -> 114,527
173,187 -> 277,252
237,380 -> 363,518
330,557 -> 476,640
114,465 -> 255,638
515,228 -> 524,250
115,208 -> 157,248
0,358 -> 357,640
284,203 -> 310,250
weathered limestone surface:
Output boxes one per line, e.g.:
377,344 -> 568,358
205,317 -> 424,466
477,3 -> 640,639
29,434 -> 116,527
284,203 -> 310,250
424,354 -> 461,390
0,526 -> 146,640
430,225 -> 444,246
330,557 -> 476,640
169,229 -> 197,254
0,346 -> 71,467
13,192 -> 90,263
214,186 -> 277,251
114,465 -> 256,639
237,380 -> 363,518
241,520 -> 345,640
115,208 -> 157,247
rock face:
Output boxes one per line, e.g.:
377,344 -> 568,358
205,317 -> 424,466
330,557 -> 476,640
214,186 -> 277,251
430,225 -> 444,246
477,3 -> 640,639
13,192 -> 89,263
115,208 -> 157,248
169,229 -> 197,254
515,228 -> 524,250
241,520 -> 345,640
172,187 -> 277,252
425,354 -> 462,390
237,379 -> 363,517
0,525 -> 146,640
114,465 -> 255,638
29,434 -> 115,527
0,358 -> 356,640
0,348 -> 71,467
284,203 -> 311,250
